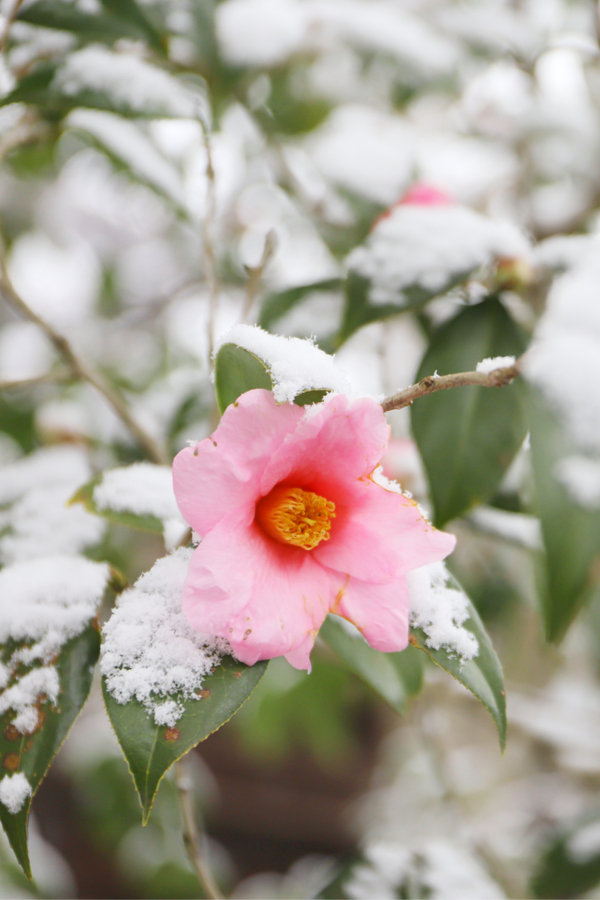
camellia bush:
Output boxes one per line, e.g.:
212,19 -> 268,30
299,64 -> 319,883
0,0 -> 600,898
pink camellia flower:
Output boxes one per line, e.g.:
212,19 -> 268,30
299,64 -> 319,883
399,183 -> 452,206
173,389 -> 455,671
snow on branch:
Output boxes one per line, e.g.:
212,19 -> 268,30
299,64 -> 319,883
381,357 -> 521,413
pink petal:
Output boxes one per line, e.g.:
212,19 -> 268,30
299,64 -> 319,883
260,393 -> 390,498
181,513 -> 332,670
333,575 -> 411,653
314,479 -> 456,582
173,389 -> 303,536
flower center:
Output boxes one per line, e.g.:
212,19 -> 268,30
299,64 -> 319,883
256,485 -> 336,551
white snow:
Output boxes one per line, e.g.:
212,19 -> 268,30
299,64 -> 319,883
0,555 -> 109,734
476,356 -> 516,375
567,820 -> 600,864
93,462 -> 187,547
468,506 -> 542,550
524,243 -> 600,465
101,549 -> 230,726
0,484 -> 106,565
67,109 -> 186,210
554,455 -> 600,510
0,773 -> 32,815
407,562 -> 478,662
54,45 -> 199,118
215,324 -> 351,403
216,0 -> 306,67
0,445 -> 91,506
347,204 -> 529,306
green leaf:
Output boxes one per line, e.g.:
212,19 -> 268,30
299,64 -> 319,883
99,0 -> 164,52
319,615 -> 423,714
0,64 -> 58,113
213,342 -> 333,414
531,808 -> 600,899
214,344 -> 273,414
527,387 -> 600,642
103,656 -> 268,822
0,627 -> 100,877
17,1 -> 147,44
259,278 -> 343,332
337,268 -> 473,345
410,576 -> 507,750
70,475 -> 164,535
411,297 -> 527,526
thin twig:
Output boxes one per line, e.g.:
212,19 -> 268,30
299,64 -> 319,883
198,115 -> 219,363
0,366 -> 75,392
175,759 -> 223,900
0,0 -> 26,55
0,271 -> 169,464
241,228 -> 277,323
381,360 -> 521,413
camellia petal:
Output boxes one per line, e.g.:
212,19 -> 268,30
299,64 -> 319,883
332,575 -> 411,653
173,389 -> 303,536
181,513 -> 331,668
313,479 -> 456,583
173,388 -> 456,670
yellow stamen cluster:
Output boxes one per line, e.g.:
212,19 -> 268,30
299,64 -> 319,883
256,485 -> 336,551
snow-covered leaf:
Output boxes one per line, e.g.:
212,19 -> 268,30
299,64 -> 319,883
101,550 -> 267,820
412,297 -> 527,526
0,556 -> 110,876
409,567 -> 506,750
319,615 -> 423,714
17,1 -> 151,47
71,464 -> 188,548
214,330 -> 343,412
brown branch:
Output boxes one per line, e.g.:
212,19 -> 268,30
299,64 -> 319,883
241,228 -> 277,323
198,115 -> 219,362
0,366 -> 76,392
175,759 -> 223,900
0,0 -> 26,55
381,360 -> 521,413
0,271 -> 169,464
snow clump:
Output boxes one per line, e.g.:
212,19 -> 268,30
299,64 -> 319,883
476,356 -> 516,374
408,562 -> 478,662
93,463 -> 188,549
101,549 -> 231,727
0,556 -> 109,735
0,773 -> 32,815
347,204 -> 529,306
215,324 -> 351,403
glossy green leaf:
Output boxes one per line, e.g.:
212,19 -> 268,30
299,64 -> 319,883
410,574 -> 507,749
259,279 -> 343,331
0,627 -> 100,877
214,343 -> 331,413
319,615 -> 423,714
70,475 -> 164,535
17,1 -> 146,44
411,297 -> 527,526
103,656 -> 268,822
527,387 -> 600,642
531,808 -> 600,899
337,268 -> 473,345
214,344 -> 272,414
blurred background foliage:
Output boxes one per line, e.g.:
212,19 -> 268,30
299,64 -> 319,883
2,0 -> 600,897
